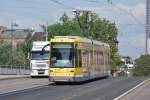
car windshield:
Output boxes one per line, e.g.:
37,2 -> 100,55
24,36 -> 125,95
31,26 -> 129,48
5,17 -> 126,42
31,51 -> 49,60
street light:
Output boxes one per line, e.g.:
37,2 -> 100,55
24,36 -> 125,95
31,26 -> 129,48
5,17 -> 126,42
11,22 -> 18,69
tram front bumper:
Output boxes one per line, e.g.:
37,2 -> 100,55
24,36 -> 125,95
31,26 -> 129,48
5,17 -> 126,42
49,76 -> 75,82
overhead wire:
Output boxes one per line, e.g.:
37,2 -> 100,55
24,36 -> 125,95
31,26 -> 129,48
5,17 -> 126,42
47,0 -> 146,55
82,0 -> 145,27
107,0 -> 145,26
49,0 -> 76,10
8,0 -> 144,53
0,0 -> 75,10
80,0 -> 145,28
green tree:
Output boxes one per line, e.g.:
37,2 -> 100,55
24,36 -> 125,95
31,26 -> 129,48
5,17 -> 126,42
17,33 -> 34,58
0,41 -> 12,65
133,55 -> 150,76
0,41 -> 25,66
47,12 -> 120,69
17,33 -> 34,67
12,48 -> 26,66
48,13 -> 81,37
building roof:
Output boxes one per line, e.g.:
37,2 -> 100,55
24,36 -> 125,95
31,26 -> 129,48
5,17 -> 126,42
0,27 -> 34,39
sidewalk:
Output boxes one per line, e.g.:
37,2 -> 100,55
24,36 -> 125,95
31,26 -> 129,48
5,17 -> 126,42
0,75 -> 30,80
131,80 -> 150,100
114,78 -> 150,100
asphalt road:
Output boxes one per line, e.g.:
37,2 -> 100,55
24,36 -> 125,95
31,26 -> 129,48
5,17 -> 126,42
0,77 -> 146,100
0,78 -> 49,94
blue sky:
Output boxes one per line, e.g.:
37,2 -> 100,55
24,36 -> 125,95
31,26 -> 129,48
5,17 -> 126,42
0,0 -> 146,59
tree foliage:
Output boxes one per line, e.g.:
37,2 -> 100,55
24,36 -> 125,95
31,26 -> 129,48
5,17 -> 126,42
0,32 -> 34,67
133,55 -> 150,76
16,33 -> 34,67
0,41 -> 12,65
0,41 -> 25,66
48,12 -> 120,68
17,33 -> 34,59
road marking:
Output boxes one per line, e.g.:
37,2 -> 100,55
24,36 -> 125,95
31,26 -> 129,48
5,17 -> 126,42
113,79 -> 150,100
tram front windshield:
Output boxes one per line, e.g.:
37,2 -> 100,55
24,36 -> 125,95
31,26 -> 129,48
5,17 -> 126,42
50,43 -> 74,68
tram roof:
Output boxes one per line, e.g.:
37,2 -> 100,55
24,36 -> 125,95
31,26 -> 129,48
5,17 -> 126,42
54,36 -> 109,47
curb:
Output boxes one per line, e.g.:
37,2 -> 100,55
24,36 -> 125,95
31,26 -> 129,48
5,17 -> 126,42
114,79 -> 150,100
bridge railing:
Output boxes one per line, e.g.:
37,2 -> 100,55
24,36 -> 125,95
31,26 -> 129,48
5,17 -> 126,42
0,65 -> 30,75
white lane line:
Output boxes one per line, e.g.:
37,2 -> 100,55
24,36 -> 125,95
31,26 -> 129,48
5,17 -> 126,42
113,79 -> 150,100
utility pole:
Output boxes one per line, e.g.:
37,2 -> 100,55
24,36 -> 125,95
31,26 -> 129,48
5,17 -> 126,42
46,22 -> 48,41
146,0 -> 150,54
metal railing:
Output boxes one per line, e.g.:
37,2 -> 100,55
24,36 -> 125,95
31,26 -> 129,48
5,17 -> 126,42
0,65 -> 31,75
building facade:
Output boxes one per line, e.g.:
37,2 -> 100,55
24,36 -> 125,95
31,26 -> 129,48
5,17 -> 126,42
0,26 -> 34,47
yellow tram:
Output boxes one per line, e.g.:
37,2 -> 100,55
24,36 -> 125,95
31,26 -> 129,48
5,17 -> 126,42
48,36 -> 110,82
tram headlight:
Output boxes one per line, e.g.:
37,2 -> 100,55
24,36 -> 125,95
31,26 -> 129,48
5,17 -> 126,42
49,70 -> 53,72
70,70 -> 74,72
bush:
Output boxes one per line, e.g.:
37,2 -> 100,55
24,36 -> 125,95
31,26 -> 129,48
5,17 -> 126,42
133,55 -> 150,76
0,41 -> 26,66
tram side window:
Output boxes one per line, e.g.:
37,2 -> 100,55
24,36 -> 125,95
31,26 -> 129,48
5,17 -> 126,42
96,51 -> 98,67
83,50 -> 88,67
78,50 -> 82,67
75,50 -> 82,67
97,52 -> 100,65
108,53 -> 110,66
98,52 -> 102,65
100,52 -> 104,65
90,50 -> 93,67
94,51 -> 97,67
106,53 -> 109,66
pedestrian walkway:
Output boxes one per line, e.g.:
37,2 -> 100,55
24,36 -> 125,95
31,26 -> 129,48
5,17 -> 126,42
131,80 -> 150,100
0,75 -> 30,80
114,78 -> 150,100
